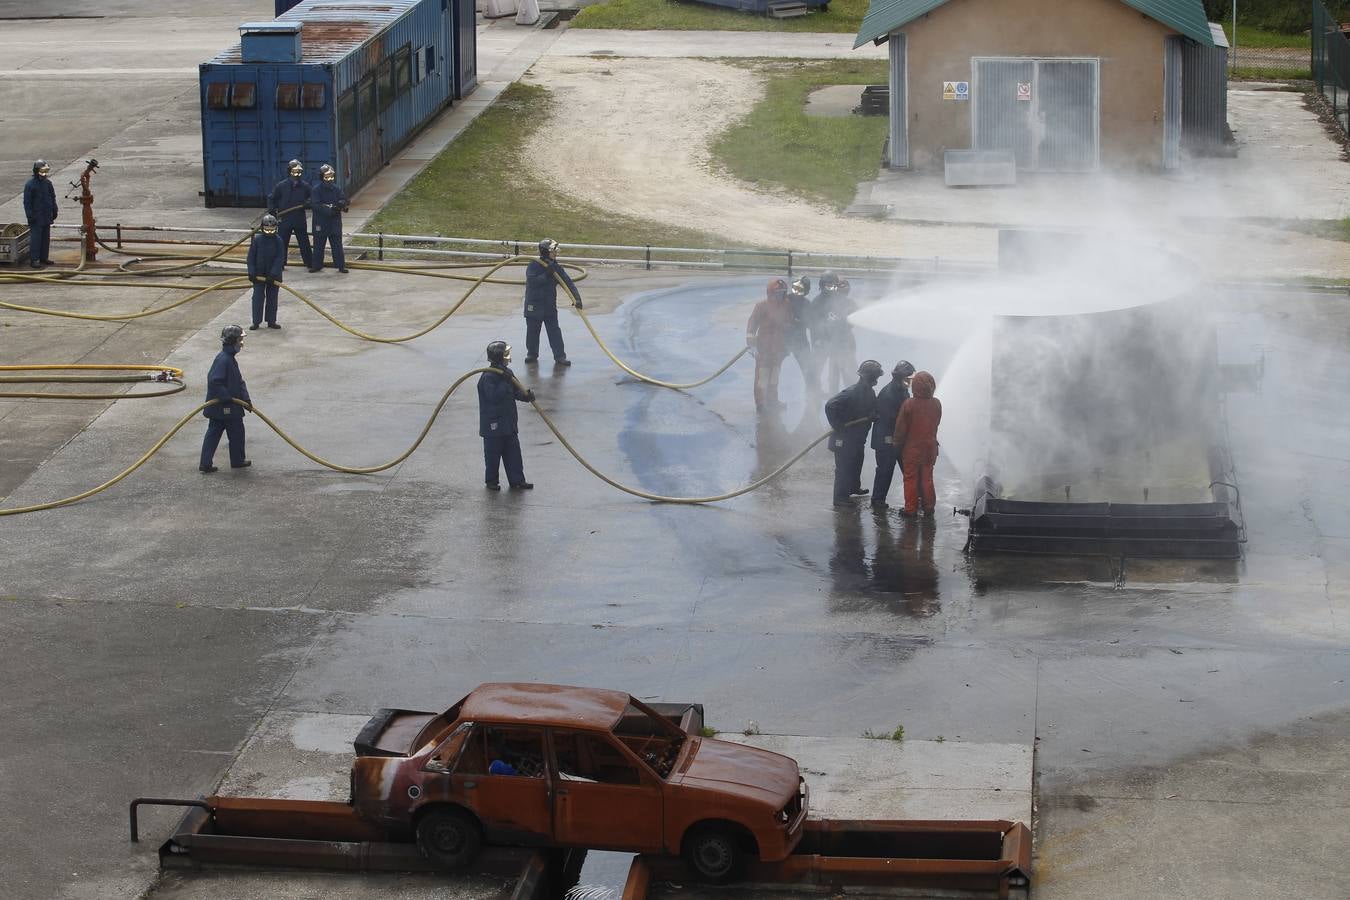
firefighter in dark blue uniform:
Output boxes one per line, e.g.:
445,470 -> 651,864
199,325 -> 252,473
22,160 -> 58,269
479,341 -> 536,490
309,163 -> 349,273
247,214 -> 286,329
267,158 -> 313,270
824,359 -> 881,507
870,360 -> 914,510
523,238 -> 581,366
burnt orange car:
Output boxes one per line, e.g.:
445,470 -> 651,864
350,682 -> 808,881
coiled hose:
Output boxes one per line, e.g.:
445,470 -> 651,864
0,364 -> 185,400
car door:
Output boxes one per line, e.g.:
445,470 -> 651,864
549,728 -> 663,852
449,724 -> 551,845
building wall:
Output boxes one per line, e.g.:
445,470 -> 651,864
894,0 -> 1175,170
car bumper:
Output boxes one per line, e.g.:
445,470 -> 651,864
763,777 -> 809,861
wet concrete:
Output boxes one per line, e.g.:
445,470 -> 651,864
2,263 -> 1348,898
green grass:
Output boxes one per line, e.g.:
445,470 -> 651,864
365,82 -> 719,248
1221,24 -> 1312,49
710,59 -> 888,210
1231,65 -> 1313,80
861,724 -> 905,742
573,0 -> 869,34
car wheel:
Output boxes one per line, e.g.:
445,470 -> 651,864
416,807 -> 482,870
684,826 -> 741,883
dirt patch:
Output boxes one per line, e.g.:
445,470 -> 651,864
521,57 -> 994,261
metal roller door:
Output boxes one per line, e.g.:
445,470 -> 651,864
974,58 -> 1099,172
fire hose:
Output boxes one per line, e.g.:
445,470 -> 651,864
1,224 -> 749,387
0,364 -> 185,400
0,368 -> 858,516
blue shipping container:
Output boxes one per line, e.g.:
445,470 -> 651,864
200,0 -> 464,207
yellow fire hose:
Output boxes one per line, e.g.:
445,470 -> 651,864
0,364 -> 186,400
0,368 -> 852,516
546,266 -> 751,390
2,233 -> 748,387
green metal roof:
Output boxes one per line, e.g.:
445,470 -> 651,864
853,0 -> 1216,50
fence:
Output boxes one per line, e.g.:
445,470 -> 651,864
1314,1 -> 1350,133
1230,44 -> 1312,76
53,222 -> 991,279
343,231 -> 993,279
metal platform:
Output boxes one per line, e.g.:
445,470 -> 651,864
130,794 -> 589,900
967,495 -> 1243,558
625,819 -> 1031,900
132,798 -> 1030,899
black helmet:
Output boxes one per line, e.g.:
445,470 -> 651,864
538,238 -> 558,259
319,163 -> 336,182
791,276 -> 811,295
259,214 -> 278,234
287,159 -> 304,177
892,360 -> 915,378
858,359 -> 884,381
486,340 -> 511,365
819,271 -> 841,289
221,324 -> 245,346
33,159 -> 50,176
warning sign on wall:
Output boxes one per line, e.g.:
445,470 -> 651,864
1016,82 -> 1032,101
943,81 -> 970,101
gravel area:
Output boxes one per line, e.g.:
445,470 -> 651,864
522,56 -> 995,261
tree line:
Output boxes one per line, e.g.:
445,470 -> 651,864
1202,0 -> 1349,33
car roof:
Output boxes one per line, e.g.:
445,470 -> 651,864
458,683 -> 631,730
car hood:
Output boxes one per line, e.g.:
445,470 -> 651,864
675,738 -> 800,805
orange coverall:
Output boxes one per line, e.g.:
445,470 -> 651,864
891,370 -> 942,515
746,281 -> 791,410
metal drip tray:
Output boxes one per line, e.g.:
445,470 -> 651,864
968,495 -> 1242,558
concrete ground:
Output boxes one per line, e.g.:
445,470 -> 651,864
2,263 -> 1349,900
2,5 -> 1349,900
860,88 -> 1350,225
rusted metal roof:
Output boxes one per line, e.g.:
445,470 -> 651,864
459,683 -> 632,730
207,0 -> 422,66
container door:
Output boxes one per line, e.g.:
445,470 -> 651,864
273,68 -> 334,180
1162,36 -> 1183,170
348,71 -> 383,189
457,0 -> 476,98
973,59 -> 1036,169
203,68 -> 266,206
887,34 -> 907,169
377,55 -> 397,159
975,58 -> 1097,172
1036,60 -> 1098,172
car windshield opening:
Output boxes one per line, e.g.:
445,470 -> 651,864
613,700 -> 685,778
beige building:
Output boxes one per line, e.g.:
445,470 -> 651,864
853,0 -> 1223,173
